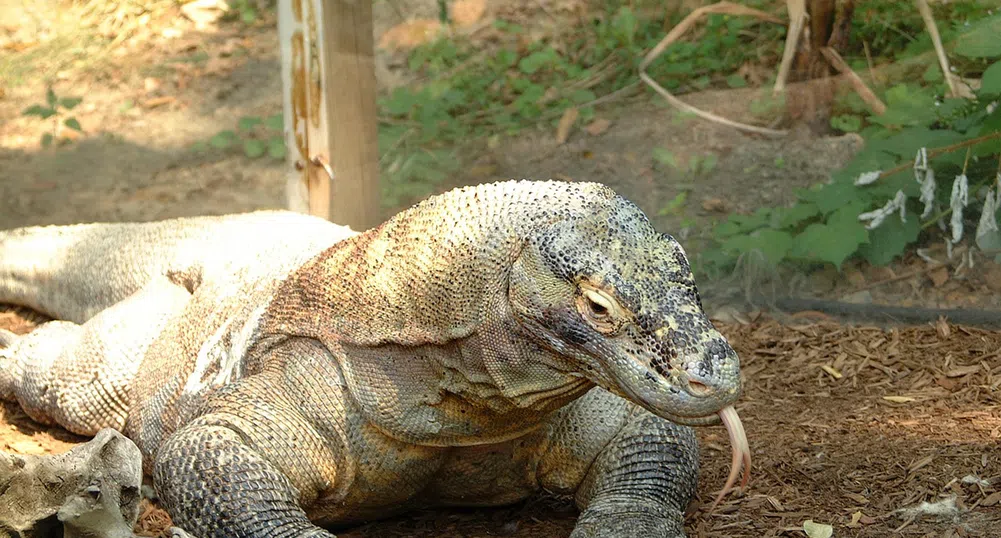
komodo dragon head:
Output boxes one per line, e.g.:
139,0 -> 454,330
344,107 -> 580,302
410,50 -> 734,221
504,182 -> 749,505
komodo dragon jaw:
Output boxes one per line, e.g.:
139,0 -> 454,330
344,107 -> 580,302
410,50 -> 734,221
507,199 -> 750,508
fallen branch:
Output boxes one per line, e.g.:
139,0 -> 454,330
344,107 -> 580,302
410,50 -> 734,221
773,0 -> 806,95
820,47 -> 886,115
639,1 -> 788,137
914,0 -> 957,98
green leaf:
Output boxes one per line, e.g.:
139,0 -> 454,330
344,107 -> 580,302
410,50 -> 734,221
789,203 -> 869,268
267,136 -> 287,160
46,87 -> 57,107
23,104 -> 57,119
858,214 -> 921,266
774,203 -> 821,228
209,130 -> 237,149
658,191 -> 689,216
611,7 -> 638,47
725,74 -> 747,88
518,50 -> 555,74
41,133 -> 53,147
63,117 -> 82,132
830,114 -> 861,132
264,113 -> 284,130
922,63 -> 943,82
569,89 -> 597,105
720,228 -> 793,266
952,15 -> 1001,58
238,116 -> 263,131
243,139 -> 265,158
384,88 -> 418,116
59,97 -> 82,110
652,148 -> 678,169
981,60 -> 1001,95
240,7 -> 257,24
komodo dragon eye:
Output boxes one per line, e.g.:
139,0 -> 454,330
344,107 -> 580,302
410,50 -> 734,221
576,284 -> 624,334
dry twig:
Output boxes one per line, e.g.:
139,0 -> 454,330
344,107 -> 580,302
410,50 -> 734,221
820,47 -> 887,115
638,2 -> 787,137
914,0 -> 957,97
773,0 -> 806,95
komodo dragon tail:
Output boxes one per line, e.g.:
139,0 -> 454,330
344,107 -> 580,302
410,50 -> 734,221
0,221 -> 180,323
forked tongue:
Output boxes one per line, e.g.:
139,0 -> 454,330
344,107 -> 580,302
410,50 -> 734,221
708,405 -> 751,513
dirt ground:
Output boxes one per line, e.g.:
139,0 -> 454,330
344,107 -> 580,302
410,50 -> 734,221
1,0 -> 1000,537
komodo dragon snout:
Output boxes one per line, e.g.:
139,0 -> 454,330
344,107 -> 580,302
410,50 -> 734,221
507,194 -> 750,509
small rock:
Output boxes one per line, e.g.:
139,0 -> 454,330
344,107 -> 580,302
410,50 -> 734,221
929,266 -> 950,287
0,429 -> 143,538
585,118 -> 611,136
701,197 -> 726,213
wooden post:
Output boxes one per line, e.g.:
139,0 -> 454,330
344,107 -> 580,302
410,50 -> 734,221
277,0 -> 381,230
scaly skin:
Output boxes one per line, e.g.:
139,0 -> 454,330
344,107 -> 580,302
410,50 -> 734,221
0,181 -> 746,538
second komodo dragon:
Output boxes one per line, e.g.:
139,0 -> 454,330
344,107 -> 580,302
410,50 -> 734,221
0,180 -> 750,538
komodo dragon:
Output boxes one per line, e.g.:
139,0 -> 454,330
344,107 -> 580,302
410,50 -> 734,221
0,180 -> 750,538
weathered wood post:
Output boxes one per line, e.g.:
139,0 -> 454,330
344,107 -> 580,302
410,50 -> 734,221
277,0 -> 382,230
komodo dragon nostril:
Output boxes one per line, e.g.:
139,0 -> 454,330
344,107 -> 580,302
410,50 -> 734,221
688,380 -> 712,396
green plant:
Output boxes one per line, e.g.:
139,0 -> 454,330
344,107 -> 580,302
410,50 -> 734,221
194,113 -> 286,160
374,4 -> 791,207
22,87 -> 83,148
702,13 -> 1001,274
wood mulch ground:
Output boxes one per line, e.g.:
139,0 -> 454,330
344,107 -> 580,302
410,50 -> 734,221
1,308 -> 999,537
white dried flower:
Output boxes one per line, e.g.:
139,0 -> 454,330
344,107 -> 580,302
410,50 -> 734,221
854,170 -> 882,186
919,168 -> 936,219
858,190 -> 908,230
950,174 -> 969,243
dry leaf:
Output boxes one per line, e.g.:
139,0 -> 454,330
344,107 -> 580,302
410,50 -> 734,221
144,77 -> 162,94
180,0 -> 228,30
882,395 -> 916,403
144,96 -> 176,109
936,316 -> 951,338
845,493 -> 869,504
803,520 -> 833,538
7,439 -> 45,455
821,365 -> 843,379
378,20 -> 443,50
556,107 -> 579,145
585,118 -> 611,136
929,266 -> 950,287
710,306 -> 751,325
451,0 -> 487,28
701,198 -> 726,212
944,364 -> 980,378
847,511 -> 863,527
982,491 -> 1001,506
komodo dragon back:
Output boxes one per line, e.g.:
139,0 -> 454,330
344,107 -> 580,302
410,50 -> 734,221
0,180 -> 749,538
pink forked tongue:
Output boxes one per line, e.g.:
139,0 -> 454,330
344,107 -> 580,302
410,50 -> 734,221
708,405 -> 751,513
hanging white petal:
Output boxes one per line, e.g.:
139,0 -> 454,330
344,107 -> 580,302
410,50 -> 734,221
854,171 -> 882,186
858,190 -> 907,230
913,147 -> 928,183
975,188 -> 1001,252
919,168 -> 936,219
949,174 -> 969,243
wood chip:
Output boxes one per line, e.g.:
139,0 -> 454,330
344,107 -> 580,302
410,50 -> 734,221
882,396 -> 916,403
820,365 -> 843,379
585,118 -> 611,136
555,107 -> 579,145
982,491 -> 1001,506
929,266 -> 950,287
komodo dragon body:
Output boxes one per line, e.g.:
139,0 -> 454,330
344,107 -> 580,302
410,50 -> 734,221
0,180 -> 749,538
